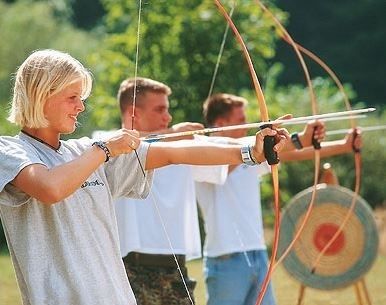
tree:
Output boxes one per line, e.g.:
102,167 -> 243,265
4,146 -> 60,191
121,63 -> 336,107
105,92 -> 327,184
86,0 -> 386,209
88,0 -> 285,129
274,0 -> 386,108
0,0 -> 101,136
257,68 -> 386,209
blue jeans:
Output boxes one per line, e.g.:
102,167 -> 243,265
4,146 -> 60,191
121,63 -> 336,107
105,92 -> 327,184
204,250 -> 276,305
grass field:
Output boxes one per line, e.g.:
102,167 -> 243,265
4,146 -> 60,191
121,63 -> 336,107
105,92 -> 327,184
1,253 -> 385,305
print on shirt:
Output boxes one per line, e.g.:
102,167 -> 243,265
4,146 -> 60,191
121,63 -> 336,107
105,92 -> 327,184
81,179 -> 105,188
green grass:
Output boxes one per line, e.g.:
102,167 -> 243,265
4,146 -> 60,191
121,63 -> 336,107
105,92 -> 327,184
0,253 -> 22,305
187,256 -> 386,305
1,253 -> 385,305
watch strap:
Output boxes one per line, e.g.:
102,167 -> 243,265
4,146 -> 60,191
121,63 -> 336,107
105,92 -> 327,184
241,145 -> 260,166
291,132 -> 303,150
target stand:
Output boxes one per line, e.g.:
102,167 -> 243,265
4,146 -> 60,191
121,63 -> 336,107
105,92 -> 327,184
278,184 -> 379,305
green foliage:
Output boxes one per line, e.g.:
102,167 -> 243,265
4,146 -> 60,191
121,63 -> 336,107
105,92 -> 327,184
89,0 -> 285,129
0,0 -> 384,251
358,111 -> 386,207
275,0 -> 386,108
0,0 -> 102,136
253,74 -> 385,210
70,0 -> 106,29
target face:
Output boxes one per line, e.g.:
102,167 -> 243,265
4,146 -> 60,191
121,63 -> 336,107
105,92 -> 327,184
278,185 -> 378,290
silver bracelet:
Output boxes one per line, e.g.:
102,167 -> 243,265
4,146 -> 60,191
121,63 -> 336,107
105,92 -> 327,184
241,145 -> 260,166
248,145 -> 259,164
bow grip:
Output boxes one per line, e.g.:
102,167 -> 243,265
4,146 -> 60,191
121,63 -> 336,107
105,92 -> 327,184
352,129 -> 361,153
312,126 -> 321,150
260,124 -> 280,165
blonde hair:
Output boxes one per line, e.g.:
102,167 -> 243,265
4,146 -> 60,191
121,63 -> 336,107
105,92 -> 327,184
8,49 -> 93,128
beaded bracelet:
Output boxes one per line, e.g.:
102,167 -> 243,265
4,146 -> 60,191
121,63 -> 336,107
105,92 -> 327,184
92,141 -> 111,162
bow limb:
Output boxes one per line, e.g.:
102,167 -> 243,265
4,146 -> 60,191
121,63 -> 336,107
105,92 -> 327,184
260,0 -> 362,275
289,44 -> 355,128
213,0 -> 268,121
307,51 -> 361,272
213,2 -> 280,305
311,140 -> 361,273
253,1 -> 323,276
276,18 -> 363,276
255,0 -> 317,114
286,46 -> 362,273
287,43 -> 362,276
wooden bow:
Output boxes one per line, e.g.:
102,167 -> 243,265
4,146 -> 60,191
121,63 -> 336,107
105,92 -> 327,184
213,2 -> 281,304
255,0 -> 363,280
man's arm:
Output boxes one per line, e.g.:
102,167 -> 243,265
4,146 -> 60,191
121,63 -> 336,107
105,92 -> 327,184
280,129 -> 362,162
139,122 -> 204,141
145,128 -> 290,169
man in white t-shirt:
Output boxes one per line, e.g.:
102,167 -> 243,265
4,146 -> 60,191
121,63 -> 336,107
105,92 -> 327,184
196,93 -> 362,305
112,78 -> 227,305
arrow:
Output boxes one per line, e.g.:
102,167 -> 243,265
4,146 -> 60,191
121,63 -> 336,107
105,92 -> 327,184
142,108 -> 375,142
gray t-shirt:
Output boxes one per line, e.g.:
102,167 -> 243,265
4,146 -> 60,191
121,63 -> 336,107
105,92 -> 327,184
0,132 -> 153,305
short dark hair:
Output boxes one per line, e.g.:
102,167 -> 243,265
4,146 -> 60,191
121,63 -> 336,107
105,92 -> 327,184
117,77 -> 171,115
203,93 -> 247,126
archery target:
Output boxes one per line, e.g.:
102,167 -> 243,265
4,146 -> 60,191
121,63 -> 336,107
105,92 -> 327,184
278,184 -> 379,290
374,207 -> 386,256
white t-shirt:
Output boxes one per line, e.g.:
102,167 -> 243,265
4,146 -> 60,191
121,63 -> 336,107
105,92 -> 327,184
196,161 -> 271,257
0,133 -> 153,305
115,164 -> 227,261
93,131 -> 228,261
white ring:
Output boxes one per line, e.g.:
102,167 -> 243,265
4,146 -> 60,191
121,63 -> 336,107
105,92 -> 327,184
131,140 -> 136,149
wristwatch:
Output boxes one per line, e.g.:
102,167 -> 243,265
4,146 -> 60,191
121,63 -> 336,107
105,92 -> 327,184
291,133 -> 303,150
241,145 -> 259,166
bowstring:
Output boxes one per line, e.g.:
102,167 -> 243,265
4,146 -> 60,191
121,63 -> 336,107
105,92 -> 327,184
255,1 -> 322,275
130,0 -> 146,175
206,3 -> 235,100
131,1 -> 194,303
131,0 -> 142,130
265,1 -> 361,273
